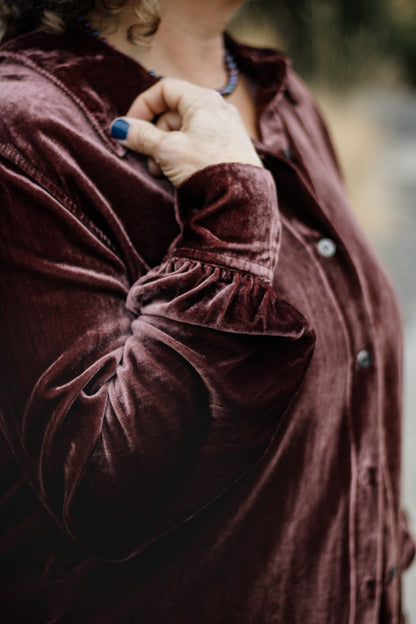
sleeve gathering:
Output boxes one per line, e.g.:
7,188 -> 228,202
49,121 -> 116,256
0,157 -> 315,561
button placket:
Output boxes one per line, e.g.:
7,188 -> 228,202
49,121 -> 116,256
274,154 -> 384,620
349,346 -> 381,622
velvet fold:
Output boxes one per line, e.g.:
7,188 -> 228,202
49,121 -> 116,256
0,24 -> 413,624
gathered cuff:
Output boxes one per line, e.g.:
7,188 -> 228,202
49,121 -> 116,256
172,163 -> 280,282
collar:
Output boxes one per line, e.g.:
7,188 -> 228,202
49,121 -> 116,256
0,24 -> 296,157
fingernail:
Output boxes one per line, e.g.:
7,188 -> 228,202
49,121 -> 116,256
111,118 -> 130,140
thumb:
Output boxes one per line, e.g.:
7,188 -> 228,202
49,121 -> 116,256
110,117 -> 165,157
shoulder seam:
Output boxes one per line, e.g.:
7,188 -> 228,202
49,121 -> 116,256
0,51 -> 125,158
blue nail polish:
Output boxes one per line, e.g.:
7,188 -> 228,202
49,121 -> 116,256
111,119 -> 130,140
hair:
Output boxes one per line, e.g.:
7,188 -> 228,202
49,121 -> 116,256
0,0 -> 161,45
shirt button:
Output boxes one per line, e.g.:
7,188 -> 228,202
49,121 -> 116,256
317,238 -> 337,258
283,146 -> 293,161
357,349 -> 372,368
388,565 -> 397,582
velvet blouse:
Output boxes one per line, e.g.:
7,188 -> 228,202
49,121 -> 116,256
0,23 -> 414,624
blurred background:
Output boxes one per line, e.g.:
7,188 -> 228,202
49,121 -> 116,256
229,0 -> 416,616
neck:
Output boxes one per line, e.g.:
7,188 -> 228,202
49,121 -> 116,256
90,0 -> 244,90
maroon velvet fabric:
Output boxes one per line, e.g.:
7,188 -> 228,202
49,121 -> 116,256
0,24 -> 414,623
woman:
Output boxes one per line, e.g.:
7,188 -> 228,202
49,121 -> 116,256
0,0 -> 414,622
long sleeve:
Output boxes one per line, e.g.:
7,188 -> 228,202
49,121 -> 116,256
0,156 -> 315,562
1,30 -> 414,624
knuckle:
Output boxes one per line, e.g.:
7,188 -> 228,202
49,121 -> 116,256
131,123 -> 148,146
226,101 -> 238,114
189,89 -> 226,117
202,89 -> 223,105
129,122 -> 160,154
150,133 -> 165,157
223,101 -> 238,116
162,77 -> 181,88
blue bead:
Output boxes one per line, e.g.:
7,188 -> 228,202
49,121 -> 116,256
218,49 -> 239,96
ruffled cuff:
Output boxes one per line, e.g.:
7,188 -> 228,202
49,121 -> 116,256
171,163 -> 280,282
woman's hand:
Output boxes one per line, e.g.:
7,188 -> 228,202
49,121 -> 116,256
111,78 -> 262,187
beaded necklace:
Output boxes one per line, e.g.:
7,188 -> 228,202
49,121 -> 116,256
75,15 -> 239,97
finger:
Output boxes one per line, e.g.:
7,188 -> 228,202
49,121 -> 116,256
147,157 -> 162,177
110,116 -> 166,156
155,111 -> 182,132
125,78 -> 203,121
